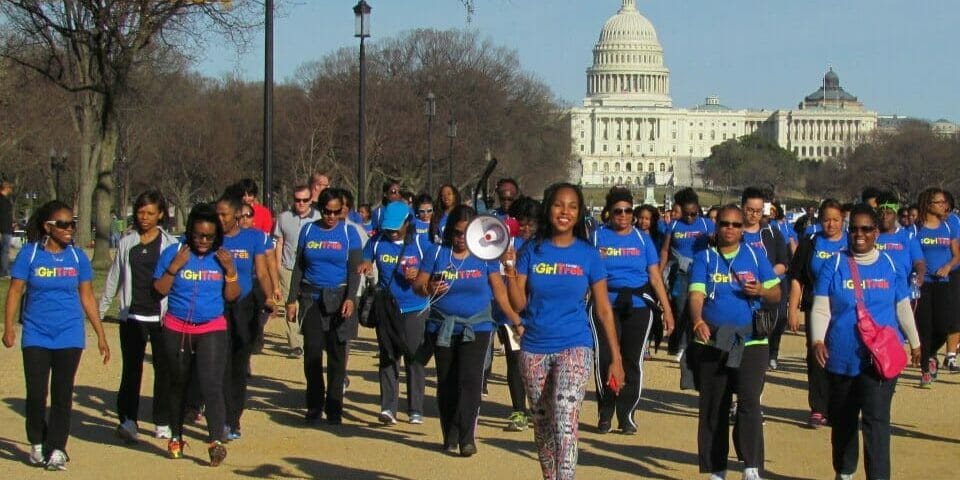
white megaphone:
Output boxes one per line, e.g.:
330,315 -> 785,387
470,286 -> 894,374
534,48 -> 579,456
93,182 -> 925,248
465,215 -> 512,260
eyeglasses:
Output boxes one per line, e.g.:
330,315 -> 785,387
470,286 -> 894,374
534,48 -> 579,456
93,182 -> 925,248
718,221 -> 743,229
293,198 -> 311,204
744,207 -> 764,216
239,213 -> 254,219
417,208 -> 433,215
192,232 -> 216,241
388,188 -> 401,195
848,225 -> 877,234
46,220 -> 76,230
611,207 -> 633,216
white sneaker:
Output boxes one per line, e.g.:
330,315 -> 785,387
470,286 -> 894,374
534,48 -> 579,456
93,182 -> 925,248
45,449 -> 68,471
378,410 -> 397,425
155,425 -> 172,439
836,474 -> 854,480
116,419 -> 138,443
28,444 -> 43,465
743,467 -> 762,480
709,472 -> 726,480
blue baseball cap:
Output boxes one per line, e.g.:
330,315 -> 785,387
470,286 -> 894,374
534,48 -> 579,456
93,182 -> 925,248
381,201 -> 411,230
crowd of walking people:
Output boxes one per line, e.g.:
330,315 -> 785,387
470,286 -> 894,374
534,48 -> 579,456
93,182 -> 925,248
1,173 -> 952,480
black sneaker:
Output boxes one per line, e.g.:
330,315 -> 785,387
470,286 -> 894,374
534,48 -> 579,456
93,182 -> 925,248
620,424 -> 637,435
304,409 -> 321,424
598,419 -> 613,434
459,443 -> 477,457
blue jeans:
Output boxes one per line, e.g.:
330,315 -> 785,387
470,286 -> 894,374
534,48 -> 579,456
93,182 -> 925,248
0,233 -> 11,276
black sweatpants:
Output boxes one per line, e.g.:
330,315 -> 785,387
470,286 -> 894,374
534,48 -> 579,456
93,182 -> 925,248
804,310 -> 830,414
377,309 -> 429,415
432,330 -> 492,448
692,342 -> 768,473
301,303 -> 348,423
496,325 -> 526,412
916,281 -> 953,372
224,295 -> 258,431
164,327 -> 227,442
23,347 -> 82,453
117,319 -> 169,426
595,306 -> 653,430
828,370 -> 896,479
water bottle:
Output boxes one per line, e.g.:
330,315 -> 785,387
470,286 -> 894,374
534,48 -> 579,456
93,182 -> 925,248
910,272 -> 921,300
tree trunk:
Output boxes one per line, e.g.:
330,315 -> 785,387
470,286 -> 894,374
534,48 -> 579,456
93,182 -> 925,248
72,95 -> 118,270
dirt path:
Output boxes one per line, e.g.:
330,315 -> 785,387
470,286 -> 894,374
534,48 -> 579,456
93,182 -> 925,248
0,315 -> 957,479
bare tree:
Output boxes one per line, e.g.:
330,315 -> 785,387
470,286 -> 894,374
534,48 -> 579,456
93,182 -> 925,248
0,0 -> 258,267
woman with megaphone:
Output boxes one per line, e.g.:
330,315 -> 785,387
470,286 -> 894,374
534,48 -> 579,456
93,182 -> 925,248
414,205 -> 520,458
501,182 -> 625,480
591,187 -> 674,435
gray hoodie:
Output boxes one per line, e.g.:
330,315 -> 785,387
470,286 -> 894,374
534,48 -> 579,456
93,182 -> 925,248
98,228 -> 180,321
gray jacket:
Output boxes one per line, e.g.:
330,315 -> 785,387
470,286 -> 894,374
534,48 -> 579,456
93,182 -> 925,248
98,228 -> 181,320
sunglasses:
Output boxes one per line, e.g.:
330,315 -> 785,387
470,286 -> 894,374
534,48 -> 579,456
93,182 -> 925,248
611,207 -> 633,216
388,189 -> 401,195
192,232 -> 216,241
46,220 -> 77,230
682,211 -> 699,218
848,225 -> 876,234
383,229 -> 400,236
321,208 -> 341,216
293,198 -> 311,204
239,212 -> 254,218
718,221 -> 743,229
417,208 -> 433,215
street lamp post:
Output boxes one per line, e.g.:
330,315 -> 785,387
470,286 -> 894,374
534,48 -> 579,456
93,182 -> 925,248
424,92 -> 436,194
446,117 -> 457,185
264,0 -> 275,213
49,149 -> 67,201
354,0 -> 371,204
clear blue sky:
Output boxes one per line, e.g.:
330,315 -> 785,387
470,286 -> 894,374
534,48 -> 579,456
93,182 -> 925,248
197,0 -> 958,121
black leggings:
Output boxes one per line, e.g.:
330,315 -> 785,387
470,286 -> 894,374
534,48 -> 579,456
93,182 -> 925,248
164,327 -> 227,442
916,281 -> 954,371
224,295 -> 259,431
496,325 -> 526,412
432,330 -> 492,448
595,306 -> 653,430
805,310 -> 830,414
23,347 -> 82,453
692,342 -> 768,473
117,319 -> 169,426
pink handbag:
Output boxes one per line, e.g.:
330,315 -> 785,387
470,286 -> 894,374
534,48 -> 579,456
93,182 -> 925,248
847,257 -> 908,380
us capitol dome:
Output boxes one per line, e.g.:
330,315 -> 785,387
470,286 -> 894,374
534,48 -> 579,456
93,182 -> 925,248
571,0 -> 879,189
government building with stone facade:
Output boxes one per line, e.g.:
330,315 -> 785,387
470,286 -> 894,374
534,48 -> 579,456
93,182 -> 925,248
571,0 -> 879,188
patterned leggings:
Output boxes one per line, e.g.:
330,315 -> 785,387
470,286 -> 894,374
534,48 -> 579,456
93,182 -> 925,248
521,347 -> 593,480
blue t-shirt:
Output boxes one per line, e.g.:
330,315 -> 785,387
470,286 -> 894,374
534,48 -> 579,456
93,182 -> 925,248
298,221 -> 362,288
413,218 -> 432,245
222,228 -> 267,298
420,245 -> 498,326
689,246 -> 779,334
808,233 -> 848,282
876,228 -> 923,278
154,244 -> 227,322
775,220 -> 797,244
948,213 -> 960,271
814,253 -> 908,376
516,239 -> 606,354
916,221 -> 957,282
668,217 -> 714,260
12,243 -> 93,349
804,223 -> 824,236
362,235 -> 429,313
593,226 -> 659,308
